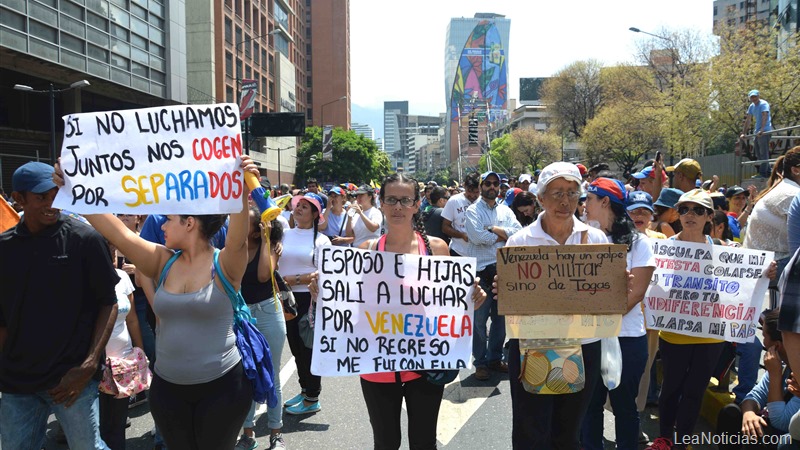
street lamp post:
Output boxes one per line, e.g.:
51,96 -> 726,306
628,27 -> 671,42
14,80 -> 90,163
265,146 -> 294,186
320,95 -> 347,127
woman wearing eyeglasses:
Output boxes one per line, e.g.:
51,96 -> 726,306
648,189 -> 777,450
313,173 -> 486,450
503,162 -> 611,449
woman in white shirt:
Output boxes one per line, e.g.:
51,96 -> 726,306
102,243 -> 145,449
504,162 -> 611,449
580,178 -> 655,450
346,184 -> 384,248
281,193 -> 331,416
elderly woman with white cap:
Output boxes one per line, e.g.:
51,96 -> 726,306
281,192 -> 331,416
503,162 -> 611,449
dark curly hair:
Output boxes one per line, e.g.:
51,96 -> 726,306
608,202 -> 639,251
379,173 -> 432,255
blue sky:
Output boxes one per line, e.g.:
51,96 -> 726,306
349,0 -> 715,140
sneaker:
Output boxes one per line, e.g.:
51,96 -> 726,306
645,437 -> 673,450
234,434 -> 258,450
285,400 -> 321,415
269,433 -> 286,450
284,392 -> 305,407
488,360 -> 508,373
474,366 -> 490,381
639,427 -> 650,444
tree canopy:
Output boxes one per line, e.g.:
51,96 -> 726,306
295,126 -> 390,185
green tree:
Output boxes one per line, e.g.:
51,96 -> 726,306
581,102 -> 666,176
507,128 -> 561,172
295,127 -> 390,185
540,60 -> 604,138
708,25 -> 800,154
478,134 -> 514,174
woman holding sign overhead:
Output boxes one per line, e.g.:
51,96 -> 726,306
649,189 -> 777,450
53,155 -> 259,450
580,177 -> 655,450
311,172 -> 486,450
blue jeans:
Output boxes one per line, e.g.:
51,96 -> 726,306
472,264 -> 505,367
0,379 -> 108,450
582,335 -> 649,450
754,134 -> 771,177
733,338 -> 763,403
242,297 -> 286,430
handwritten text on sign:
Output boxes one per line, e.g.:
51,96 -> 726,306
53,104 -> 243,214
643,239 -> 773,343
311,246 -> 476,376
496,244 -> 628,315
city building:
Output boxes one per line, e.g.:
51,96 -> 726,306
0,0 -> 185,191
713,0 -> 775,30
307,0 -> 350,129
444,13 -> 510,179
404,115 -> 441,174
208,0 -> 308,187
351,122 -> 374,140
383,100 -> 408,171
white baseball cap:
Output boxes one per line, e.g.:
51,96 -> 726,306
537,162 -> 582,196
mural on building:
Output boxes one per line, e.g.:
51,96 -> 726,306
450,21 -> 508,124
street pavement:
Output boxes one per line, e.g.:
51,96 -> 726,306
39,337 -> 720,450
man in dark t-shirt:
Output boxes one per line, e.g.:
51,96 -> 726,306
423,186 -> 451,244
0,162 -> 119,449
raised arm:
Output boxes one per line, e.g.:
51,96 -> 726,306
53,161 -> 170,279
218,155 -> 259,290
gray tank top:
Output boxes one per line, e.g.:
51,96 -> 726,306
152,269 -> 240,385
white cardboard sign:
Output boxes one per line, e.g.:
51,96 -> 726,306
643,239 -> 773,343
53,103 -> 244,214
311,246 -> 476,376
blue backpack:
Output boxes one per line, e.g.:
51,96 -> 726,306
158,250 -> 277,406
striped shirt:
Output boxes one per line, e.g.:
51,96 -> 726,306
464,197 -> 521,271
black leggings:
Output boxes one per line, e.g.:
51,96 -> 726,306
99,393 -> 129,450
149,362 -> 252,450
360,377 -> 445,450
658,338 -> 725,443
286,292 -> 321,400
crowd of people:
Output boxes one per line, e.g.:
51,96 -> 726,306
1,140 -> 800,450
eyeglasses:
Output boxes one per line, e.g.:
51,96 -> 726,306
383,196 -> 416,207
678,205 -> 708,216
482,180 -> 500,187
548,191 -> 582,201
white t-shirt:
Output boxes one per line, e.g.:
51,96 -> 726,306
441,192 -> 475,256
106,268 -> 136,359
505,213 -> 610,345
280,227 -> 331,293
619,233 -> 655,337
351,206 -> 383,248
275,214 -> 290,231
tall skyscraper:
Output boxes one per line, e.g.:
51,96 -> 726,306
384,101 -> 408,171
307,0 -> 351,129
444,13 -> 510,180
351,122 -> 375,140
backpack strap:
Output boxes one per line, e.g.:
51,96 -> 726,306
212,249 -> 255,325
157,250 -> 182,288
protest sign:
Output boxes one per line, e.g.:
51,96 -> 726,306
505,314 -> 622,339
496,244 -> 628,315
643,239 -> 773,343
311,246 -> 476,376
52,103 -> 243,214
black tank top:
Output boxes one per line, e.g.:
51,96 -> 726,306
241,248 -> 275,304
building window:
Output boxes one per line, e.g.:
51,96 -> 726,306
273,1 -> 289,30
227,86 -> 234,103
226,51 -> 233,75
275,33 -> 289,57
225,18 -> 232,43
268,80 -> 274,101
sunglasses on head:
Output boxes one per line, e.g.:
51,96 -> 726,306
483,180 -> 500,187
678,205 -> 708,216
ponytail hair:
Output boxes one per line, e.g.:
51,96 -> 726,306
414,213 -> 433,256
608,202 -> 638,251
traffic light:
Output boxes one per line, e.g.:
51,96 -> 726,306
468,119 -> 478,144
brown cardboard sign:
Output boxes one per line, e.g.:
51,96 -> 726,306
496,244 -> 628,315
